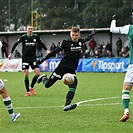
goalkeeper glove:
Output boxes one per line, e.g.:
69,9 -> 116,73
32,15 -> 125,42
112,14 -> 119,20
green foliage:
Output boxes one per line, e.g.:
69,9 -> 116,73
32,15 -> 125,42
1,72 -> 133,133
83,0 -> 132,28
0,0 -> 133,31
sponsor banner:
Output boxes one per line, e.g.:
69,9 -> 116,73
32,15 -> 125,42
0,58 -> 129,72
82,58 -> 129,72
77,59 -> 82,72
39,58 -> 82,72
0,59 -> 22,72
39,58 -> 59,72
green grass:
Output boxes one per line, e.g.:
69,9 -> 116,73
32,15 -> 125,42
1,72 -> 133,133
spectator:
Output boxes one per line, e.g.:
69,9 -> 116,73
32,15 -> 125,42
116,37 -> 122,57
1,39 -> 8,58
50,43 -> 56,57
101,42 -> 106,56
97,44 -> 103,56
14,50 -> 21,58
57,51 -> 64,58
57,42 -> 64,58
82,43 -> 88,53
105,41 -> 112,52
119,46 -> 129,57
94,50 -> 101,58
89,49 -> 95,57
88,37 -> 97,52
104,50 -> 114,58
83,50 -> 90,58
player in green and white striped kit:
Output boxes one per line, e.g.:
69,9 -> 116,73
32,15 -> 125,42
110,14 -> 133,122
0,79 -> 20,122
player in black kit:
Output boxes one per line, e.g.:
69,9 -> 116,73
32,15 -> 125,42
8,25 -> 50,97
36,27 -> 95,111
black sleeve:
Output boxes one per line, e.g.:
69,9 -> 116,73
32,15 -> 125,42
82,31 -> 96,43
37,36 -> 47,50
39,41 -> 47,50
11,38 -> 22,53
42,46 -> 62,61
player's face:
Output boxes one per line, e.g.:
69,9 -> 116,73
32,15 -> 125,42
70,31 -> 80,42
27,26 -> 33,36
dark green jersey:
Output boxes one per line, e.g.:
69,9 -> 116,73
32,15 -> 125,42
11,33 -> 47,62
42,33 -> 94,70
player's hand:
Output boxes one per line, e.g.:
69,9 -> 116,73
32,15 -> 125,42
46,50 -> 50,54
8,53 -> 12,60
34,59 -> 44,65
112,14 -> 119,20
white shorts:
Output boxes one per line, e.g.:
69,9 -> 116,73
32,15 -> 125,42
124,64 -> 133,86
0,79 -> 4,90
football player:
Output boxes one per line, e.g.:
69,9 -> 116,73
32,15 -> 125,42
36,27 -> 96,111
8,25 -> 50,97
0,79 -> 20,122
110,14 -> 132,122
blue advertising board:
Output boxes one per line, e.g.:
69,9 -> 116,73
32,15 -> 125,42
82,58 -> 129,72
39,58 -> 129,73
39,58 -> 82,72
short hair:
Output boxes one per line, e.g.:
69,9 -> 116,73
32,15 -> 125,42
26,23 -> 33,28
71,27 -> 80,33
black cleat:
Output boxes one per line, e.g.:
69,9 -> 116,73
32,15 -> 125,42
37,74 -> 47,83
63,104 -> 77,111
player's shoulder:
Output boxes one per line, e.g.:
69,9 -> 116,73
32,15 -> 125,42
32,33 -> 38,37
63,37 -> 72,43
21,34 -> 27,37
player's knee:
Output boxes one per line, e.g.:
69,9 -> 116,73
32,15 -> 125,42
44,82 -> 50,88
0,79 -> 5,90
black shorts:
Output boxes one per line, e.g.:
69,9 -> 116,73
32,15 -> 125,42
54,66 -> 76,79
44,66 -> 77,88
22,61 -> 39,70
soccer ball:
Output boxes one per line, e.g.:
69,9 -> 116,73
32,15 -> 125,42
62,73 -> 74,85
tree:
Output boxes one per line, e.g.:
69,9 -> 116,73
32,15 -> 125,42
82,0 -> 133,28
0,0 -> 133,31
0,0 -> 31,31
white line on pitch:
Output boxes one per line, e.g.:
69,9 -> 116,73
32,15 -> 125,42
2,102 -> 133,110
1,96 -> 133,110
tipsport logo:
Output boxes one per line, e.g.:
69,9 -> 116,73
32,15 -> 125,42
92,60 -> 98,69
91,59 -> 125,71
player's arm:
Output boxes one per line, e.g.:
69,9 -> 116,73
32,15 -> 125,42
110,14 -> 130,35
37,36 -> 50,54
83,30 -> 96,42
8,38 -> 22,60
35,46 -> 62,65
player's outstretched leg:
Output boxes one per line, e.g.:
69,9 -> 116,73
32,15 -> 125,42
63,104 -> 77,111
37,74 -> 47,83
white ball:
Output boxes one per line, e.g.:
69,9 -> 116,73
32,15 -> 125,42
62,73 -> 74,85
0,41 -> 2,49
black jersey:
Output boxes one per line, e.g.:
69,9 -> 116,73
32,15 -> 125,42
57,38 -> 82,70
42,33 -> 94,70
11,33 -> 47,62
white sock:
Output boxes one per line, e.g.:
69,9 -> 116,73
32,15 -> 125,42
124,108 -> 129,114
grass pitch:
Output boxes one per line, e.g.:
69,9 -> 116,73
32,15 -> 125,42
1,72 -> 133,133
